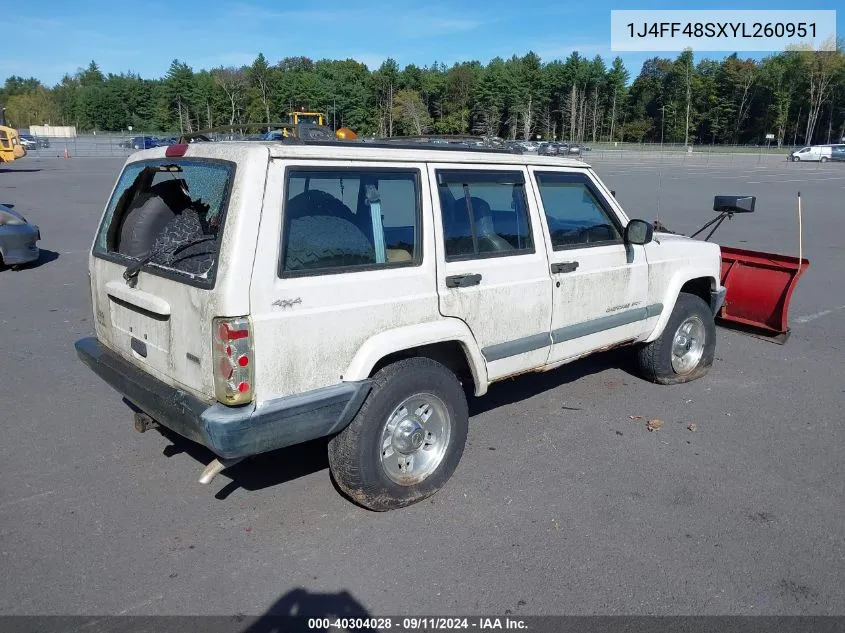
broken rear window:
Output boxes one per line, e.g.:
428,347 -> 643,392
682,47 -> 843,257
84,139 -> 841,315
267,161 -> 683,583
94,159 -> 234,286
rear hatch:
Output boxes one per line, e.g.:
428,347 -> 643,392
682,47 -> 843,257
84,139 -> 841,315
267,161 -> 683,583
88,147 -> 265,400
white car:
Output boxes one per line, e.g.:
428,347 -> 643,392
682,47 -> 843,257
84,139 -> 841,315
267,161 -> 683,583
788,145 -> 833,162
18,134 -> 37,150
76,140 -> 724,510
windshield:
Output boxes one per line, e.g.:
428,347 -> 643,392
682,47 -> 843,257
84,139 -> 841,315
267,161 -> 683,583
93,159 -> 234,286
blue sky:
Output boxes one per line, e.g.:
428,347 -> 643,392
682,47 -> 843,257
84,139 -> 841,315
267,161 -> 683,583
3,0 -> 841,86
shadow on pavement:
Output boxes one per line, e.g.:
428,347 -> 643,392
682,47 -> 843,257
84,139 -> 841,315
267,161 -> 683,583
139,347 -> 637,499
1,249 -> 60,271
152,420 -> 330,500
240,588 -> 375,633
470,347 -> 636,416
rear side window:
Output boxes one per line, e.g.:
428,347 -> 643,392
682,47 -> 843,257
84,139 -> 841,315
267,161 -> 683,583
436,169 -> 533,261
93,159 -> 234,286
280,168 -> 421,275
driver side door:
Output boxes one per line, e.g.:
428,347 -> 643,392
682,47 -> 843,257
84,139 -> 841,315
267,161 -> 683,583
528,168 -> 652,365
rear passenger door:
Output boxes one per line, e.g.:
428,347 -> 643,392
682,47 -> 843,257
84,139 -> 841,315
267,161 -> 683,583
249,160 -> 441,401
429,164 -> 553,381
528,168 -> 652,365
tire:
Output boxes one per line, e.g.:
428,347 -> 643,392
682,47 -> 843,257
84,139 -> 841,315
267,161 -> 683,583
117,195 -> 177,258
284,211 -> 375,271
328,357 -> 469,511
794,156 -> 800,161
636,292 -> 716,385
820,157 -> 828,163
148,208 -> 217,275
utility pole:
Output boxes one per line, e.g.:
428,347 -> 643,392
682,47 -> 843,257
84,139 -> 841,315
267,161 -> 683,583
684,57 -> 692,148
609,87 -> 617,143
827,91 -> 834,144
660,105 -> 666,148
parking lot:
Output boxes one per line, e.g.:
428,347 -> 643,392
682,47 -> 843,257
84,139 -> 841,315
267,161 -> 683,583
1,153 -> 843,617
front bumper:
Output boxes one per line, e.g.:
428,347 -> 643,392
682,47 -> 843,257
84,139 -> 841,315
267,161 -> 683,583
75,337 -> 372,459
0,223 -> 40,265
710,286 -> 727,315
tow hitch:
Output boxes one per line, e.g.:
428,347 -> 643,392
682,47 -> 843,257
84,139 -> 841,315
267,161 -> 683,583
133,412 -> 159,433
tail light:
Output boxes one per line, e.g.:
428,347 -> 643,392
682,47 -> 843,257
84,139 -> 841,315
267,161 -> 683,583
212,316 -> 254,405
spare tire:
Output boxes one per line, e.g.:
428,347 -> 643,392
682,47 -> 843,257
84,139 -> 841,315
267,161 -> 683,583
118,194 -> 177,258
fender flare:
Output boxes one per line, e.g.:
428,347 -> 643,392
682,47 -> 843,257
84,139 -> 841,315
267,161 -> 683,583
343,318 -> 489,396
645,269 -> 719,343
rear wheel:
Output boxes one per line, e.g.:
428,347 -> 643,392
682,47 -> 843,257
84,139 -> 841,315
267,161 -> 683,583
328,357 -> 469,511
820,157 -> 828,163
636,292 -> 716,385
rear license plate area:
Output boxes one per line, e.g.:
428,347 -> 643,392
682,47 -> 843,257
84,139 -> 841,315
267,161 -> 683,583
109,296 -> 171,353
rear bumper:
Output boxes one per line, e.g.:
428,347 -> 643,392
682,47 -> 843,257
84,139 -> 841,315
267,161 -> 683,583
74,337 -> 372,459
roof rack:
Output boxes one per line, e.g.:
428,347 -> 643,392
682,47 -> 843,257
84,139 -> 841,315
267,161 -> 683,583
176,124 -> 521,154
337,139 -> 518,154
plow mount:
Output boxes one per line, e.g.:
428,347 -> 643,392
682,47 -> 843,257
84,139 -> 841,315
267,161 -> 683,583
655,194 -> 809,344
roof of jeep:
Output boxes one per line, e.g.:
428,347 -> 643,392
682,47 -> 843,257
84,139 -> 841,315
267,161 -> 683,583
152,140 -> 591,168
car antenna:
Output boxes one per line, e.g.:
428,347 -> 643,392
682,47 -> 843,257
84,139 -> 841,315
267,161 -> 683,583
656,168 -> 663,225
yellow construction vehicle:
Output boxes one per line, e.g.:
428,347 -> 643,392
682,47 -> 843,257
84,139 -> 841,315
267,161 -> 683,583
0,125 -> 27,163
289,111 -> 325,127
282,109 -> 356,140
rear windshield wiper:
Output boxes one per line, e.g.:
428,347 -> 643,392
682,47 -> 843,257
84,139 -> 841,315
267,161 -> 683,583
123,235 -> 218,287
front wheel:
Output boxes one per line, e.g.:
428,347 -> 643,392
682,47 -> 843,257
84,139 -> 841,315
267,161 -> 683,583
328,357 -> 469,511
636,292 -> 716,385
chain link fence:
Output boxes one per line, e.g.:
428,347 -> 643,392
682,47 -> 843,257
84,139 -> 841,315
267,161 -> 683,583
17,131 -> 835,166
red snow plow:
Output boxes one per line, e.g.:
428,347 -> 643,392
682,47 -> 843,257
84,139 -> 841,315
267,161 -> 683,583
655,195 -> 809,344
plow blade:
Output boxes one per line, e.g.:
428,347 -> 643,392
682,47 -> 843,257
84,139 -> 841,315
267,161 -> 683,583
717,246 -> 809,343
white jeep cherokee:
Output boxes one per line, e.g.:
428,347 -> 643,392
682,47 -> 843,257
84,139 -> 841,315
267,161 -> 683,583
76,140 -> 725,510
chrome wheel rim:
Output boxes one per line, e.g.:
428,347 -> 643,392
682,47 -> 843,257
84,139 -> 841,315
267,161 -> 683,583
380,394 -> 451,485
671,316 -> 706,374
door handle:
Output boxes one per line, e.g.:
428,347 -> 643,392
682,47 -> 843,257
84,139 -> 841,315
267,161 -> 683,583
551,261 -> 579,274
445,273 -> 482,288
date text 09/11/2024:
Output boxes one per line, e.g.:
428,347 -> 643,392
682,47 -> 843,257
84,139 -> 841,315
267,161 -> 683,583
627,22 -> 817,39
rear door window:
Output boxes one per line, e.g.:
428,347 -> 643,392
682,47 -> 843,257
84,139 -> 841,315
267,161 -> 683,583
280,167 -> 421,275
435,169 -> 533,261
93,159 -> 234,286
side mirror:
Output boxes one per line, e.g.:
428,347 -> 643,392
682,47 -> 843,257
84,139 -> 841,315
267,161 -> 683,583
624,219 -> 654,245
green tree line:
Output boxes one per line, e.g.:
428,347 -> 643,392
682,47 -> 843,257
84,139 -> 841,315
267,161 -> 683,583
2,45 -> 844,146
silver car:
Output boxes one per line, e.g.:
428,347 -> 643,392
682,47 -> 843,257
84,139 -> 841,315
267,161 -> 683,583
0,204 -> 40,268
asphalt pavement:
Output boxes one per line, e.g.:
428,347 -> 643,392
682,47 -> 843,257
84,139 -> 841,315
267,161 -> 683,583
0,153 -> 842,617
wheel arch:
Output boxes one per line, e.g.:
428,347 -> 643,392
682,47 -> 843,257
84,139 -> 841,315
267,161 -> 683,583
645,271 -> 719,343
343,319 -> 489,396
